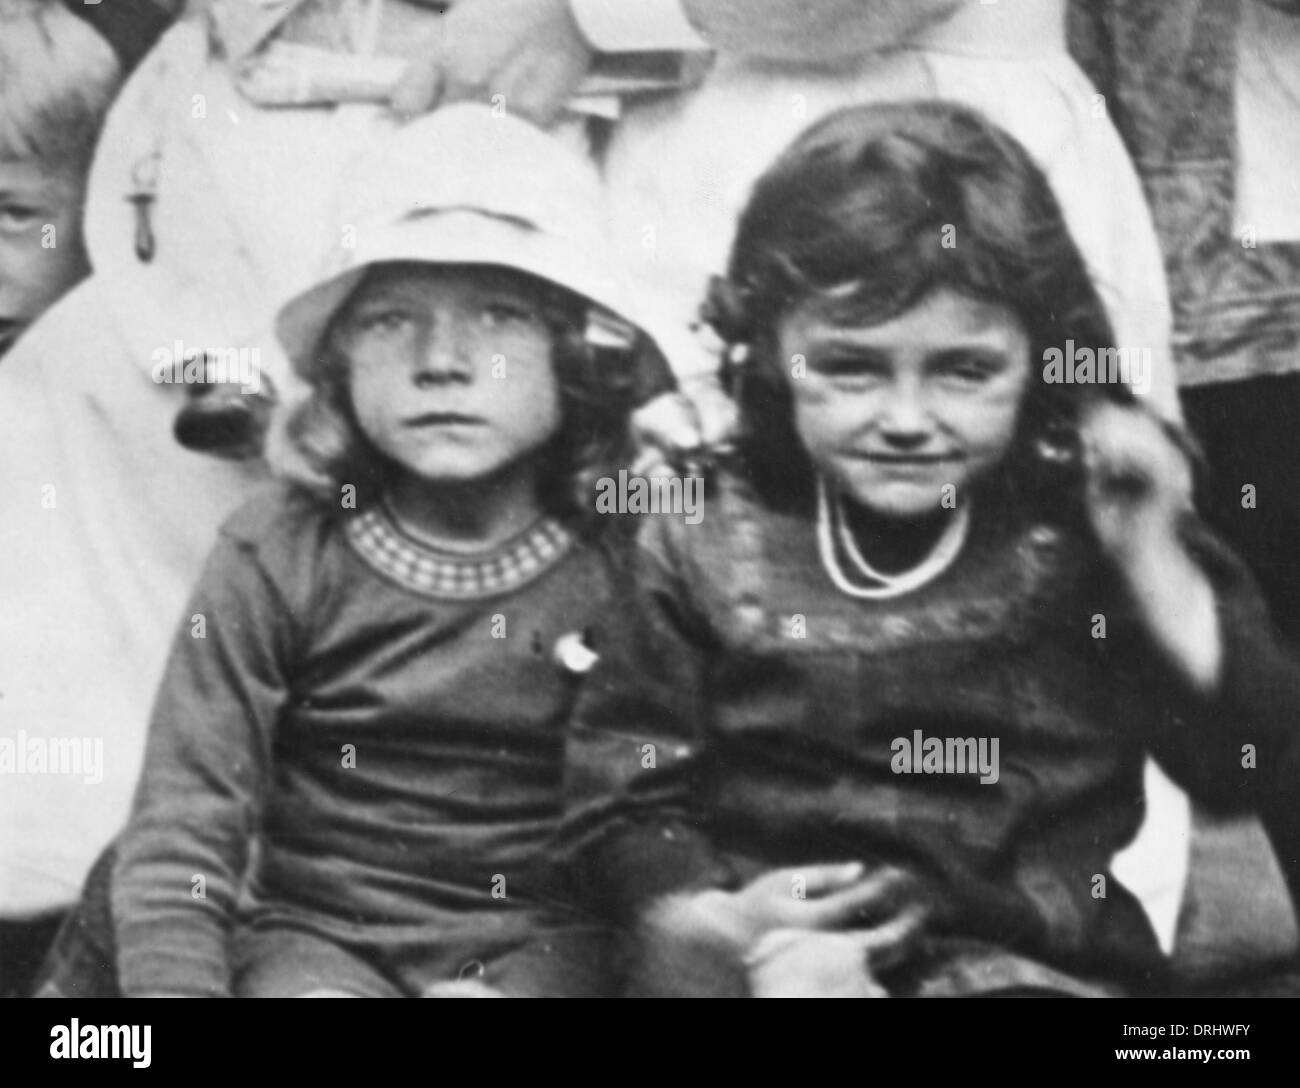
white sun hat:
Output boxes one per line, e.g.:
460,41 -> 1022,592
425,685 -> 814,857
275,104 -> 640,379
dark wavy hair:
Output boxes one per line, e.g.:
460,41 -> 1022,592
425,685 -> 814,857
282,263 -> 648,535
702,99 -> 1136,513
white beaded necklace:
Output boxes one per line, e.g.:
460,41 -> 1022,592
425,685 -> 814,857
815,476 -> 972,600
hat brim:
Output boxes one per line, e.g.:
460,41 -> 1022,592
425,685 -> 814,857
276,211 -> 639,380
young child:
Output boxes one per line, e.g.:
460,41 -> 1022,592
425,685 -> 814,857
0,0 -> 125,998
556,100 -> 1300,998
108,104 -> 651,998
0,0 -> 121,360
0,0 -> 607,952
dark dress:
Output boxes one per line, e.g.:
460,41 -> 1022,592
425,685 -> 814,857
558,468 -> 1300,995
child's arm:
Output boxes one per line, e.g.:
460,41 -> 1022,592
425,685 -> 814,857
111,525 -> 297,998
1140,518 -> 1300,916
1082,400 -> 1300,909
558,528 -> 727,923
1081,399 -> 1219,691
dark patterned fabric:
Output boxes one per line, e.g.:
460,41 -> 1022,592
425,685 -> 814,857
1069,0 -> 1300,388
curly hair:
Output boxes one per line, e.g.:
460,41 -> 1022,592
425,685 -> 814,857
280,264 -> 647,536
702,99 -> 1137,513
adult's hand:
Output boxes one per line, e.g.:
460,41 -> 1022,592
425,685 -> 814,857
392,0 -> 595,124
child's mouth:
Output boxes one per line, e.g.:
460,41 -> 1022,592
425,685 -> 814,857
404,412 -> 484,428
856,453 -> 960,482
861,453 -> 955,468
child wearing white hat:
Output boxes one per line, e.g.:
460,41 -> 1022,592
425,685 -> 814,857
106,105 -> 657,997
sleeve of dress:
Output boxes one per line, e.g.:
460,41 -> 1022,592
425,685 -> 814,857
112,527 -> 299,998
557,516 -> 737,925
1137,515 -> 1300,913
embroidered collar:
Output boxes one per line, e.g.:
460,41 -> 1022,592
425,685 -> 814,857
345,501 -> 574,600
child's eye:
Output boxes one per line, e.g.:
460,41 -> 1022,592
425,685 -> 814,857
0,203 -> 41,234
811,355 -> 890,383
935,353 -> 1001,384
358,310 -> 413,333
480,300 -> 539,328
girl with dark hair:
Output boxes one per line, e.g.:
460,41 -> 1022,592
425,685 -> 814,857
712,98 -> 1130,516
556,100 -> 1300,997
104,106 -> 656,998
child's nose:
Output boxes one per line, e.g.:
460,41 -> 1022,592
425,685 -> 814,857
413,318 -> 474,386
877,388 -> 932,444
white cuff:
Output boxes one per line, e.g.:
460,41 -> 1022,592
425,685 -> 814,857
569,0 -> 709,52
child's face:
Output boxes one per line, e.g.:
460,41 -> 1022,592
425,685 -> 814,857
0,157 -> 91,358
778,286 -> 1033,519
337,263 -> 563,487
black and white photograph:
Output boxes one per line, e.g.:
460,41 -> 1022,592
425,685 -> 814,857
1,0 -> 1299,1057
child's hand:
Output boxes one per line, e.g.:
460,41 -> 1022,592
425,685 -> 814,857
392,0 -> 594,124
680,374 -> 740,452
631,392 -> 705,477
653,863 -> 916,954
1080,400 -> 1193,553
631,378 -> 743,477
744,913 -> 924,998
1080,400 -> 1221,691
